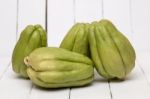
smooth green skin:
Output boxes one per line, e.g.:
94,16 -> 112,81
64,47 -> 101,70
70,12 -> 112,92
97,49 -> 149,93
26,47 -> 94,88
89,19 -> 136,79
60,23 -> 90,57
12,25 -> 47,78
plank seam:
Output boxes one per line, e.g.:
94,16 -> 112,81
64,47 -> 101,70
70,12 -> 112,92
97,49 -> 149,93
27,1 -> 48,99
102,1 -> 113,98
69,87 -> 71,99
0,62 -> 11,80
16,0 -> 19,41
136,59 -> 150,87
108,80 -> 113,99
27,84 -> 34,99
129,0 -> 150,88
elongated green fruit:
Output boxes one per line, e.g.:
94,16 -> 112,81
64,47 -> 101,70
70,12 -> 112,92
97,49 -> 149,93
12,25 -> 47,78
25,47 -> 94,88
89,19 -> 136,79
60,23 -> 90,56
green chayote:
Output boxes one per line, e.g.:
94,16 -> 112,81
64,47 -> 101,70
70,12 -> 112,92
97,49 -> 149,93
60,23 -> 90,57
88,19 -> 136,79
12,25 -> 47,78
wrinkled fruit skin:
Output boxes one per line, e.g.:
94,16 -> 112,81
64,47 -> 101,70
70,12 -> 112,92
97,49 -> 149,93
60,23 -> 90,57
12,25 -> 47,78
89,19 -> 136,79
25,47 -> 94,88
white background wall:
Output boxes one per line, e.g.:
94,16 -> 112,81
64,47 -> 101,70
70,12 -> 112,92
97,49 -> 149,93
0,0 -> 150,57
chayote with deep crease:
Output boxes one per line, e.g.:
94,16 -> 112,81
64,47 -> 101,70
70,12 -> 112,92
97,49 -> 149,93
25,47 -> 94,88
12,25 -> 47,78
89,19 -> 136,79
60,23 -> 90,57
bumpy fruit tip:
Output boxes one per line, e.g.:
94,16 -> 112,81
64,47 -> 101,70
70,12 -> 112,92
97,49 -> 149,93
24,56 -> 30,67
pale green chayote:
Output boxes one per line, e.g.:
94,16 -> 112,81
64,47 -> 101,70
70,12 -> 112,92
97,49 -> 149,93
25,47 -> 94,88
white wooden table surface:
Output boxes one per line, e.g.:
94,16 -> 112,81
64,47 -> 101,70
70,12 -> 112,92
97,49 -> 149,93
0,0 -> 150,99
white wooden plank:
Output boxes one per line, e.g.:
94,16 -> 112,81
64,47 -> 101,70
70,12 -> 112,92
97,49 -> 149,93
110,63 -> 150,99
0,57 -> 10,78
137,51 -> 150,83
75,0 -> 101,23
71,1 -> 111,99
18,0 -> 46,38
137,51 -> 150,66
48,0 -> 74,47
0,0 -> 17,57
29,86 -> 69,99
70,70 -> 111,99
131,0 -> 150,51
103,0 -> 133,42
0,66 -> 32,99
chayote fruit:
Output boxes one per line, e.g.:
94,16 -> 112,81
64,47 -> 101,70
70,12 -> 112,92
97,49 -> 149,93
60,23 -> 90,57
25,47 -> 94,88
88,19 -> 136,79
12,25 -> 47,78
